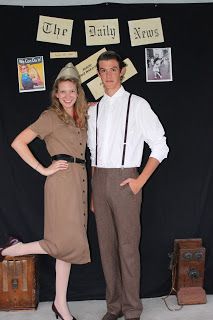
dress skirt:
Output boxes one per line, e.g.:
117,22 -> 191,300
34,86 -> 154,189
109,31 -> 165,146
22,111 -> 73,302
39,162 -> 90,264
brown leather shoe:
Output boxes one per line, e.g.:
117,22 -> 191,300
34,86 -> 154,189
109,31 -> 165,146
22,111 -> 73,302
102,312 -> 123,320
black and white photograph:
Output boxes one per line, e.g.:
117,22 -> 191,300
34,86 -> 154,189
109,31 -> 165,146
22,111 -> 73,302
145,47 -> 173,82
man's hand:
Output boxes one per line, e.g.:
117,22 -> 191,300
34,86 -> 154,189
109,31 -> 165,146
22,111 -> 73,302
120,178 -> 141,195
120,158 -> 160,195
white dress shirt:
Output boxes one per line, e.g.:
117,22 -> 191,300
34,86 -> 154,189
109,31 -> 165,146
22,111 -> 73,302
87,86 -> 169,168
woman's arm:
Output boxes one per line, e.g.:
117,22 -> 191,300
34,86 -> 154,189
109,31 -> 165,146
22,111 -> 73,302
11,127 -> 68,176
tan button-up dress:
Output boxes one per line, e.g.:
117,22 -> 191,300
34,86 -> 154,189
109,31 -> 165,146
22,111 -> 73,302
30,110 -> 90,264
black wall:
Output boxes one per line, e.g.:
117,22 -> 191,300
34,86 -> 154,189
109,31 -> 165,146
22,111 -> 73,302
1,3 -> 213,301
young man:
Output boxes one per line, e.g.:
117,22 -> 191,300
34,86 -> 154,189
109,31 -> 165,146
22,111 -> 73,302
87,51 -> 169,320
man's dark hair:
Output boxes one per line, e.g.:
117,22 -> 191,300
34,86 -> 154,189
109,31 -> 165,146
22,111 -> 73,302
97,50 -> 127,71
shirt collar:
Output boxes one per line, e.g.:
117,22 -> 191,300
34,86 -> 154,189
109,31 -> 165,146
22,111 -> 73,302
103,86 -> 125,101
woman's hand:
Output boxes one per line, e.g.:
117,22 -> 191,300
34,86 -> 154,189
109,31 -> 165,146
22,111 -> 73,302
90,193 -> 95,213
38,160 -> 69,176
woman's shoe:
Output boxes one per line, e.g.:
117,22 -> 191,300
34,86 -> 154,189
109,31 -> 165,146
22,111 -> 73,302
52,303 -> 77,320
0,236 -> 20,262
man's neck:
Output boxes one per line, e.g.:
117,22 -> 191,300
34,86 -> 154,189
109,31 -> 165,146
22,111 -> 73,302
105,85 -> 121,97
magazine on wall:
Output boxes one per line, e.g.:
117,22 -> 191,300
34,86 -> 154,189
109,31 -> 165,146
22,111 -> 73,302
17,56 -> 46,93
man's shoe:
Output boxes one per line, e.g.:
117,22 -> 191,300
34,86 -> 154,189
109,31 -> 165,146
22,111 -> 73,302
102,312 -> 123,320
126,318 -> 140,320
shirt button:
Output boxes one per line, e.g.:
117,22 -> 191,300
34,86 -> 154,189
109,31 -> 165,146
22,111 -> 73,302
83,190 -> 85,193
80,143 -> 82,145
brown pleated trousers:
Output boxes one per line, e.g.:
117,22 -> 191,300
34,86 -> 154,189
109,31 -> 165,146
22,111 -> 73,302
92,168 -> 143,319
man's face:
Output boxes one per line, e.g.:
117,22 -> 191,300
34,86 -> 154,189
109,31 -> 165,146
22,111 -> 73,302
98,59 -> 125,93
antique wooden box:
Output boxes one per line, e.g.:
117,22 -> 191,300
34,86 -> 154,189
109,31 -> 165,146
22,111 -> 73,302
173,238 -> 206,305
0,255 -> 38,310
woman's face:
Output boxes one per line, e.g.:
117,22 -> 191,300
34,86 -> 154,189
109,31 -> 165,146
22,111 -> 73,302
20,65 -> 28,73
56,80 -> 78,114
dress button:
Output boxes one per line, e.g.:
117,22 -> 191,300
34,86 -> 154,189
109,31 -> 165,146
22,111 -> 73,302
81,153 -> 83,156
83,213 -> 86,216
83,190 -> 85,193
80,143 -> 82,145
83,179 -> 85,182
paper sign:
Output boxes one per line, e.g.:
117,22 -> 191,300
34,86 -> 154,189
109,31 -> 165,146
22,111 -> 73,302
122,58 -> 138,82
87,77 -> 104,100
128,17 -> 164,46
50,51 -> 78,59
87,58 -> 138,100
75,48 -> 106,83
85,19 -> 120,46
37,15 -> 73,45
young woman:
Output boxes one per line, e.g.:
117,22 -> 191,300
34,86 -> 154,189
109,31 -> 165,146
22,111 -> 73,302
0,63 -> 90,320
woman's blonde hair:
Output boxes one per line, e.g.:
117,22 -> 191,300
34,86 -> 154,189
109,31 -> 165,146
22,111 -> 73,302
49,76 -> 87,129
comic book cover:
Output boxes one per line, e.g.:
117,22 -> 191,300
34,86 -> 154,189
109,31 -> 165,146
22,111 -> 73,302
17,56 -> 46,93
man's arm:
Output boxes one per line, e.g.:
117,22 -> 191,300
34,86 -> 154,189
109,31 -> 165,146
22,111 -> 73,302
120,97 -> 169,194
120,157 -> 159,194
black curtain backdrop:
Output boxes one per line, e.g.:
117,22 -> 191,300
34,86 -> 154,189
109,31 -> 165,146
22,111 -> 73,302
1,3 -> 213,301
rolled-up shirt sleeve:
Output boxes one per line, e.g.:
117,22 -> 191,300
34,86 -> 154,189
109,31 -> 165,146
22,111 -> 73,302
137,99 -> 169,163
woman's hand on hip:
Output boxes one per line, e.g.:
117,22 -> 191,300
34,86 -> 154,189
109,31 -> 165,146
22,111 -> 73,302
41,160 -> 69,176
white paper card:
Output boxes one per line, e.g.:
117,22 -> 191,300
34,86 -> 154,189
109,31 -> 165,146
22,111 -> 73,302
37,15 -> 73,45
128,17 -> 164,46
85,19 -> 120,46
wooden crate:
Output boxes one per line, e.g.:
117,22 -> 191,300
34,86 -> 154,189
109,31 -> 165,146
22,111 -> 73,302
0,255 -> 38,310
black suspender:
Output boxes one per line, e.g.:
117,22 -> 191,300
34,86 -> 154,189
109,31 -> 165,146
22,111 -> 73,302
95,93 -> 132,167
121,93 -> 132,166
